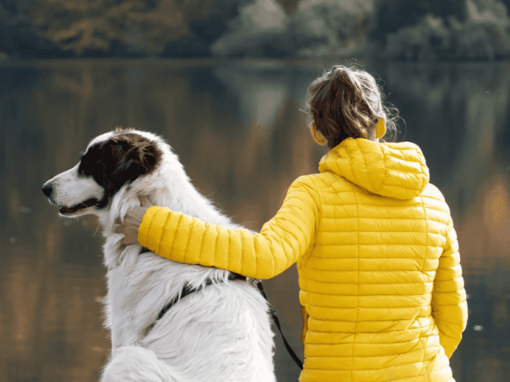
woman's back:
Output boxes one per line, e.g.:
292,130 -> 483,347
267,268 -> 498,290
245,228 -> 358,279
298,137 -> 467,382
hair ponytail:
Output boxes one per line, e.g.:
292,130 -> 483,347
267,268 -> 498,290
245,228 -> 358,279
305,65 -> 399,148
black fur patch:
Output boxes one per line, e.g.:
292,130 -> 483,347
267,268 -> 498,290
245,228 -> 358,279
79,131 -> 162,209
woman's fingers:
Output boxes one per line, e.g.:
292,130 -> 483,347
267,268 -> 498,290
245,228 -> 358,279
120,229 -> 139,246
114,201 -> 151,249
124,215 -> 138,226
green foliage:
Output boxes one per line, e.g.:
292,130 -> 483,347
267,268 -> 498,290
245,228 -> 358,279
383,0 -> 510,61
211,0 -> 374,58
370,0 -> 465,44
286,0 -> 373,58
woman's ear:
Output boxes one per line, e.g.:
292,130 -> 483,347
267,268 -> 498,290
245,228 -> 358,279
310,124 -> 328,146
376,118 -> 386,139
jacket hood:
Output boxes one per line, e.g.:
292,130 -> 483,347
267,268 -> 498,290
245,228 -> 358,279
318,138 -> 430,200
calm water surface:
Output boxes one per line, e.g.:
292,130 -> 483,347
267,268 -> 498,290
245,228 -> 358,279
0,59 -> 509,382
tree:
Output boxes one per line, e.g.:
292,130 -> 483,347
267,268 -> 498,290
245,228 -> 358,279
25,0 -> 251,57
370,0 -> 465,44
0,0 -> 70,57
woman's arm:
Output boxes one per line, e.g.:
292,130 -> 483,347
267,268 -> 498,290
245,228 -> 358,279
431,220 -> 468,358
138,176 -> 320,279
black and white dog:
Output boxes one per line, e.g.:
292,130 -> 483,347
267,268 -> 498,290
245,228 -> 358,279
42,128 -> 276,382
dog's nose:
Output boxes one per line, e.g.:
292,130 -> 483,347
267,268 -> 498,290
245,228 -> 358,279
42,184 -> 53,197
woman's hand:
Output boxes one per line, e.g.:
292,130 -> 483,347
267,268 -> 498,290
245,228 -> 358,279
115,195 -> 153,248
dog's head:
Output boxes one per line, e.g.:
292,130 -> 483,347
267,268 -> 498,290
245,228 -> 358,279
42,128 -> 162,217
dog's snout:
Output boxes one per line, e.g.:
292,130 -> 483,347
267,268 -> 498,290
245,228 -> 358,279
42,184 -> 53,198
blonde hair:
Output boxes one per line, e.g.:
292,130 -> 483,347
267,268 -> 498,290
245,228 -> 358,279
305,65 -> 399,148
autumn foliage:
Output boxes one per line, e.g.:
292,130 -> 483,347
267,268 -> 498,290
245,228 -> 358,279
2,0 -> 248,57
30,0 -> 197,55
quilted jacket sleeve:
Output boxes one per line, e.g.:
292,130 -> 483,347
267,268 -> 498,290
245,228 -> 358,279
138,177 -> 319,279
432,219 -> 468,358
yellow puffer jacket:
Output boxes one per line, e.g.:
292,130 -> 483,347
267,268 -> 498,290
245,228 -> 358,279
139,137 -> 468,382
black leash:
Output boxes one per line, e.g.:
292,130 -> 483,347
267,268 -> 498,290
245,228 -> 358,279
254,279 -> 304,370
154,273 -> 304,370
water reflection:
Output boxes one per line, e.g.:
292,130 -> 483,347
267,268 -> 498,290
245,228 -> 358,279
0,59 -> 508,381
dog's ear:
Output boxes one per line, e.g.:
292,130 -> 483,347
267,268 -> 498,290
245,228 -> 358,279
107,134 -> 161,188
132,140 -> 159,172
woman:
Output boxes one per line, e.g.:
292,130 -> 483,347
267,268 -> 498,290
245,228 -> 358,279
119,65 -> 468,382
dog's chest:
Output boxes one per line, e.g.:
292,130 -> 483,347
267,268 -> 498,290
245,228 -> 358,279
103,251 -> 161,346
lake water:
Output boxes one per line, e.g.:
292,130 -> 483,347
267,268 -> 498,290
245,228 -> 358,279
0,59 -> 509,382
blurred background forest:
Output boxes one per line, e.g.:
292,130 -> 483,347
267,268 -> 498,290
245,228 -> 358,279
1,0 -> 510,61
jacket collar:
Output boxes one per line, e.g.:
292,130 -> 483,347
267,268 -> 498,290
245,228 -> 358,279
318,138 -> 430,200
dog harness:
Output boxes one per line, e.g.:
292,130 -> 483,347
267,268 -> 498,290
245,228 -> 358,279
154,272 -> 304,370
155,272 -> 246,321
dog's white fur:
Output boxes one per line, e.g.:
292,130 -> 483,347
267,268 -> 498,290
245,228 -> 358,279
44,130 -> 276,382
